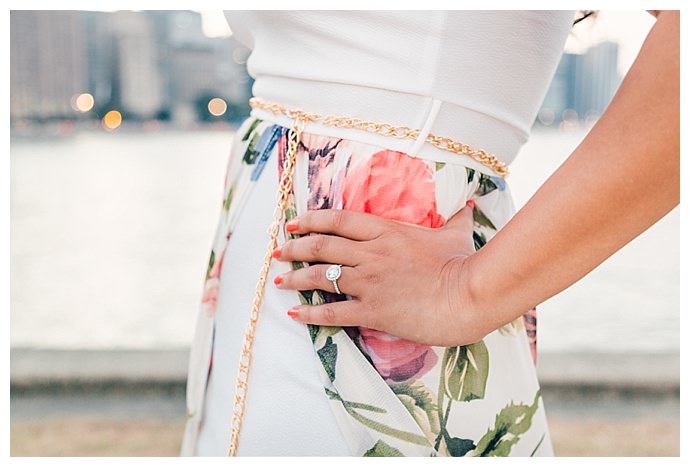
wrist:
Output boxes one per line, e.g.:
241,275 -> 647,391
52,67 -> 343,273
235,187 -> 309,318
451,253 -> 494,345
456,248 -> 525,344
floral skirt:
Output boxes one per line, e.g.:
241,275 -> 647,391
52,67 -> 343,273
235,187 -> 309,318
182,117 -> 552,457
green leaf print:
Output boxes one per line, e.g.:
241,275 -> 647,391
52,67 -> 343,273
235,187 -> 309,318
317,336 -> 338,383
310,324 -> 340,346
298,280 -> 325,311
473,231 -> 487,251
299,289 -> 315,307
391,381 -> 440,442
391,381 -> 438,417
308,324 -> 319,343
476,173 -> 498,196
325,388 -> 386,414
206,251 -> 215,279
473,206 -> 497,231
241,118 -> 261,141
466,168 -> 476,184
325,388 -> 431,447
435,161 -> 446,171
284,202 -> 299,226
446,437 -> 476,457
364,440 -> 405,457
295,266 -> 326,306
222,186 -> 234,212
242,132 -> 261,164
442,341 -> 489,402
471,390 -> 542,457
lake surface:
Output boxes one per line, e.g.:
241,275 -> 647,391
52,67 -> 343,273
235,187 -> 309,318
9,126 -> 680,354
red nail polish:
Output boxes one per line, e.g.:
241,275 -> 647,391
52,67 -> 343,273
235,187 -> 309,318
274,274 -> 283,286
287,307 -> 299,318
285,219 -> 299,233
272,246 -> 282,259
467,200 -> 475,208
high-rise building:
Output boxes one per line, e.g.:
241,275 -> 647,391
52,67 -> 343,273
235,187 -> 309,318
11,10 -> 253,125
573,41 -> 621,120
539,53 -> 575,125
164,10 -> 251,123
82,11 -> 116,116
10,11 -> 88,121
538,41 -> 621,125
108,11 -> 165,119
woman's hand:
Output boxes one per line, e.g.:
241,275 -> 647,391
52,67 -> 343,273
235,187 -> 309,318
272,201 -> 487,346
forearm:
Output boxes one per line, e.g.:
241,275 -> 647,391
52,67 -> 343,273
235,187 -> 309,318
464,11 -> 679,335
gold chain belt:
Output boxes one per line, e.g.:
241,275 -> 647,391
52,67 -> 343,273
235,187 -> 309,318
249,97 -> 509,178
227,97 -> 507,456
227,105 -> 304,456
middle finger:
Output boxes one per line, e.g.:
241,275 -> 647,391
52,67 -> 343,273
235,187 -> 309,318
274,234 -> 362,265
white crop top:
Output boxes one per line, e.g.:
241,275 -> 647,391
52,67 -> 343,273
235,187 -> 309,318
224,10 -> 575,172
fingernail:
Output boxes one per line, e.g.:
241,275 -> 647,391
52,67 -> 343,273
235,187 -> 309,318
287,307 -> 299,318
274,274 -> 283,286
466,200 -> 475,209
272,246 -> 282,259
285,218 -> 299,233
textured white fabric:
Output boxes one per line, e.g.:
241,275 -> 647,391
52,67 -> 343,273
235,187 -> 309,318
225,10 -> 575,172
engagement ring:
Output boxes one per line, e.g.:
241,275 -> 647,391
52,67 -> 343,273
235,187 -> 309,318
325,264 -> 342,294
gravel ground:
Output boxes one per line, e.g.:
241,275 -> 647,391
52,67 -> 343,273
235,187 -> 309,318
9,415 -> 680,457
9,386 -> 680,457
10,350 -> 679,457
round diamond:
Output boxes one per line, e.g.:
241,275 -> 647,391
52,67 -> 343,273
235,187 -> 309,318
325,264 -> 342,281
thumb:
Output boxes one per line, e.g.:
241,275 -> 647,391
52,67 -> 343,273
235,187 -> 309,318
443,200 -> 476,252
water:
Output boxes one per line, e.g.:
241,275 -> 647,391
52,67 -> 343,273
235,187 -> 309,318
9,126 -> 680,354
510,127 -> 680,354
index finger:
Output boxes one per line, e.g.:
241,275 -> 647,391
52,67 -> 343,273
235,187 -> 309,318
286,209 -> 389,241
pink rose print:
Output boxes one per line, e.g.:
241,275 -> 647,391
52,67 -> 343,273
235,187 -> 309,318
202,250 -> 225,318
523,308 -> 538,365
305,136 -> 343,211
342,149 -> 445,228
360,328 -> 438,382
342,150 -> 445,381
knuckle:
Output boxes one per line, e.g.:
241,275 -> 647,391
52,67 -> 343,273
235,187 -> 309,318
363,270 -> 382,286
369,232 -> 400,257
308,266 -> 323,286
309,235 -> 327,256
299,211 -> 312,225
358,306 -> 376,329
367,295 -> 383,314
280,240 -> 291,257
329,209 -> 346,230
322,305 -> 337,324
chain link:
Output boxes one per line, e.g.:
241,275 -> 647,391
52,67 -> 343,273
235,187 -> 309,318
250,97 -> 509,178
227,116 -> 304,456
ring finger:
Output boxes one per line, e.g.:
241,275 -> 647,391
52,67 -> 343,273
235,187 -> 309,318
275,263 -> 360,296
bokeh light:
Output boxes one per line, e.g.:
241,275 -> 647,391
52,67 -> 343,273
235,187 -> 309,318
102,110 -> 122,130
71,93 -> 95,112
207,98 -> 227,117
537,108 -> 555,126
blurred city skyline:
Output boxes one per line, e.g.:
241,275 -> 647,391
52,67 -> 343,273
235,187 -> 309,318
10,10 -> 641,134
10,10 -> 253,132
